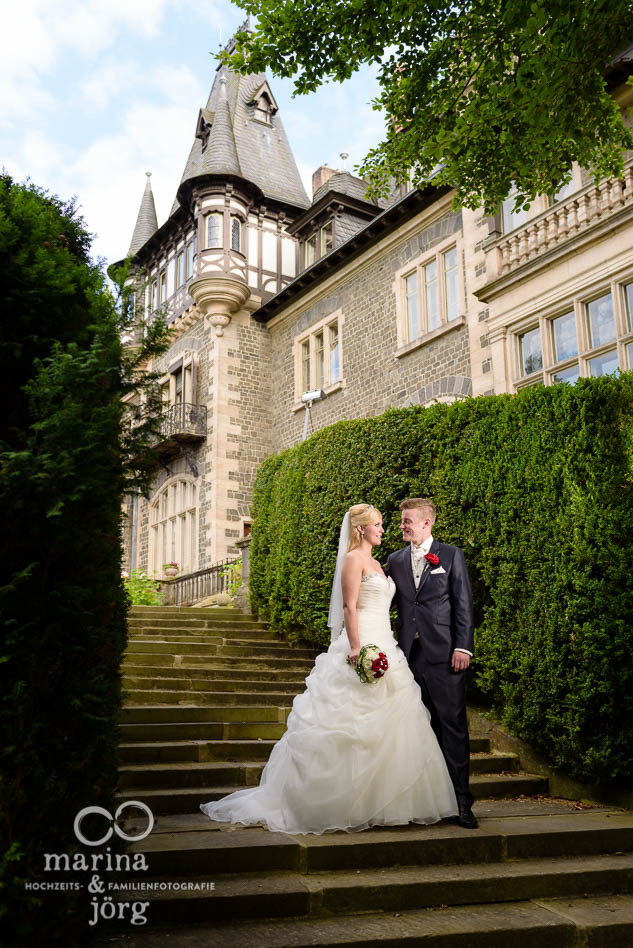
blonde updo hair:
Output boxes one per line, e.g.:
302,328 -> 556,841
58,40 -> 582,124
347,503 -> 381,552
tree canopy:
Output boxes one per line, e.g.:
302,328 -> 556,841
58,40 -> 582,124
223,0 -> 633,213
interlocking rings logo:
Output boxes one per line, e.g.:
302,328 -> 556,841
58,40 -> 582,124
74,801 -> 154,847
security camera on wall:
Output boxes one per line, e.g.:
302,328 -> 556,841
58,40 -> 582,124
301,389 -> 325,404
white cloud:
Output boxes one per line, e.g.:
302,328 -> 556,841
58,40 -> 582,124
1,0 -> 383,270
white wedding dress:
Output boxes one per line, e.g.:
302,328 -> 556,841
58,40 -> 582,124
200,572 -> 458,834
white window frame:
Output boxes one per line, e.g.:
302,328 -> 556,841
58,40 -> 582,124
186,238 -> 195,278
176,250 -> 185,287
510,275 -> 633,391
230,216 -> 242,253
206,212 -> 223,249
293,309 -> 344,407
149,475 -> 198,578
394,236 -> 465,354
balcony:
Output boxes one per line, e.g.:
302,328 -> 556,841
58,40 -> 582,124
481,161 -> 633,297
154,402 -> 207,457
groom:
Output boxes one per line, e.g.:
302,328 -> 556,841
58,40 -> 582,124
384,498 -> 477,829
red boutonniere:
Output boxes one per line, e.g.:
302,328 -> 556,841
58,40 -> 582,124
424,553 -> 439,566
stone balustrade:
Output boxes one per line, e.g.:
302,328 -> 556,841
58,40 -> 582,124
496,162 -> 633,276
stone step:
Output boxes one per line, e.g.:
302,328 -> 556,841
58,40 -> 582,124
126,631 -> 275,643
118,720 -> 492,752
116,772 -> 548,808
118,740 -> 508,769
121,653 -> 315,669
125,641 -> 318,658
119,721 -> 290,742
122,688 -> 298,706
130,607 -> 254,618
128,613 -> 267,624
123,676 -> 304,694
120,705 -> 291,725
118,739 -> 277,763
128,812 -> 633,876
122,664 -> 309,683
117,760 -> 267,790
128,621 -> 273,636
109,853 -> 633,925
126,635 -> 225,645
94,894 -> 633,948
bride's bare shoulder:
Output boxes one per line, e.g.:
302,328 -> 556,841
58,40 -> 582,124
342,550 -> 364,572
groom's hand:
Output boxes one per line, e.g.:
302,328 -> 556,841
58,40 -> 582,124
452,650 -> 470,672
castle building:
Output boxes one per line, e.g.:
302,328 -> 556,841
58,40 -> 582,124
118,34 -> 633,582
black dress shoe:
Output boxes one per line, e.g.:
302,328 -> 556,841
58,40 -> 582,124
456,804 -> 478,829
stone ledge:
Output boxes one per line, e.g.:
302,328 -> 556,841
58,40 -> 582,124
469,706 -> 633,811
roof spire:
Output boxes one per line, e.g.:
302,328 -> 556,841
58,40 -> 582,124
128,171 -> 158,256
200,72 -> 240,176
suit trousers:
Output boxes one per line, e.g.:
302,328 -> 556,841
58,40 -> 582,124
408,640 -> 473,807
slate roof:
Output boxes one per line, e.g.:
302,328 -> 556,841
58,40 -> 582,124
128,172 -> 159,256
313,171 -> 384,206
169,64 -> 309,215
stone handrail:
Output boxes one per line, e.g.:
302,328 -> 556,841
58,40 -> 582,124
159,557 -> 238,605
495,162 -> 633,276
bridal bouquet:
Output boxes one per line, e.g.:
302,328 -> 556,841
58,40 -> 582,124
348,644 -> 389,684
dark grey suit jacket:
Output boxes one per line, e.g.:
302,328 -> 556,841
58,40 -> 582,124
384,539 -> 474,664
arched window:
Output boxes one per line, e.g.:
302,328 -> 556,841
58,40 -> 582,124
149,478 -> 198,577
206,212 -> 223,249
231,217 -> 241,252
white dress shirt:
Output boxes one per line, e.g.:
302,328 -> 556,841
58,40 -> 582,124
409,535 -> 472,656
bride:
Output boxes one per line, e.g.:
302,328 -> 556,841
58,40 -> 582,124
199,503 -> 458,834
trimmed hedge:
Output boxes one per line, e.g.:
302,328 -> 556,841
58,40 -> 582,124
0,176 -> 168,945
249,375 -> 633,786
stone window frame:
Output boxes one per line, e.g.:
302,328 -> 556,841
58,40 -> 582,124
230,216 -> 242,253
292,308 -> 345,408
205,211 -> 223,249
186,238 -> 195,279
393,234 -> 466,358
511,275 -> 633,390
176,249 -> 186,288
148,277 -> 158,314
320,221 -> 334,256
149,474 -> 198,578
158,353 -> 198,408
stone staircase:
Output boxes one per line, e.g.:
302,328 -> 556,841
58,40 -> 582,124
99,606 -> 633,946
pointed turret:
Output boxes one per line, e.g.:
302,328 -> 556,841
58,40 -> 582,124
171,62 -> 309,215
201,73 -> 241,176
128,172 -> 158,256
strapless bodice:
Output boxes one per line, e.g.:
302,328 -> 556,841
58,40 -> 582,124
358,571 -> 395,608
356,572 -> 395,646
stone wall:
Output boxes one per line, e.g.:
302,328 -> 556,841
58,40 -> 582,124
269,206 -> 471,451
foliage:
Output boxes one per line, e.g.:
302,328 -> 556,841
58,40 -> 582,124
221,557 -> 243,597
249,375 -> 633,786
224,1 -> 633,214
124,569 -> 164,606
0,173 -> 170,945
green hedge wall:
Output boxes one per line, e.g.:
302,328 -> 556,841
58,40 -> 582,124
249,376 -> 633,786
0,175 -> 168,945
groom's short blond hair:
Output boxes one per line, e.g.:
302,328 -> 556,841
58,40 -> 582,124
399,498 -> 436,523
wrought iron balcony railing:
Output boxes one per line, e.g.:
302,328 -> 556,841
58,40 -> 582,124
157,402 -> 207,444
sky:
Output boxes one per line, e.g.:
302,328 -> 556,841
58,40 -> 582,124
1,0 -> 385,269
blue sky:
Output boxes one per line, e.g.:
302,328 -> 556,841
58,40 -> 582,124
1,0 -> 385,267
